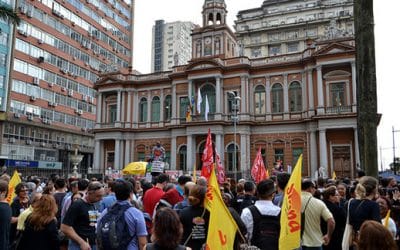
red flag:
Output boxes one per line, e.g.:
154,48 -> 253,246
201,128 -> 214,179
251,147 -> 268,183
215,151 -> 226,184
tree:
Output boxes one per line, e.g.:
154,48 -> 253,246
0,4 -> 21,26
355,0 -> 378,177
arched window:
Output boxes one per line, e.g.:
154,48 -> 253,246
179,145 -> 187,171
139,97 -> 147,122
208,13 -> 214,25
216,13 -> 222,25
108,104 -> 117,123
271,83 -> 283,113
151,96 -> 160,122
164,95 -> 172,121
289,81 -> 302,112
254,85 -> 266,114
199,84 -> 216,118
227,143 -> 239,172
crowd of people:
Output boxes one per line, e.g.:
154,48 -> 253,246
0,170 -> 399,250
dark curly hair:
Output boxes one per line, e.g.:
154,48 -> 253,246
152,207 -> 183,249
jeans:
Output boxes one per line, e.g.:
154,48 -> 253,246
68,240 -> 97,250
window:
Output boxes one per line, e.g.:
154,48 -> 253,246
254,85 -> 266,114
274,148 -> 284,166
268,45 -> 281,56
287,42 -> 299,53
151,96 -> 160,122
227,143 -> 239,172
271,83 -> 283,113
330,82 -> 346,106
251,47 -> 262,58
292,148 -> 304,171
179,97 -> 190,120
199,84 -> 216,115
179,145 -> 187,171
108,104 -> 117,123
139,97 -> 147,122
164,95 -> 172,121
289,81 -> 302,112
227,91 -> 239,114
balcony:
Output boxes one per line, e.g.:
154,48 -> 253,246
325,105 -> 353,114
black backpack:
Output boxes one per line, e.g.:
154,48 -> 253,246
97,202 -> 133,250
249,205 -> 280,250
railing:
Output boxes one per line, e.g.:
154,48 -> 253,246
325,105 -> 353,114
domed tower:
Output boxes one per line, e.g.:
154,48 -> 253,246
192,0 -> 237,60
202,0 -> 227,27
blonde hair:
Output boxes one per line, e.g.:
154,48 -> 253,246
355,176 -> 378,199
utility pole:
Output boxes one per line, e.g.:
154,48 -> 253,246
355,0 -> 378,177
393,127 -> 400,174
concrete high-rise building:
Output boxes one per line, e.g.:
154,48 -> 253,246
235,0 -> 354,58
0,0 -> 134,176
151,20 -> 195,72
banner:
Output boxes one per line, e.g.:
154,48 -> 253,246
205,165 -> 238,250
151,161 -> 164,173
201,128 -> 214,179
251,146 -> 268,183
7,170 -> 21,204
279,154 -> 303,250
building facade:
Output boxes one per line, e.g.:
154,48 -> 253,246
235,0 -> 354,58
151,20 -> 195,72
94,0 -> 359,179
1,0 -> 134,176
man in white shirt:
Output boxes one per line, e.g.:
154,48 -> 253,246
241,179 -> 281,249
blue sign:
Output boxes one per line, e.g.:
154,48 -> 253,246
6,160 -> 38,168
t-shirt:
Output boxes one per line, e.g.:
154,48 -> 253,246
143,187 -> 164,217
10,197 -> 29,244
98,200 -> 148,250
348,199 -> 380,231
0,202 -> 12,250
179,206 -> 210,250
53,192 -> 66,228
62,199 -> 99,245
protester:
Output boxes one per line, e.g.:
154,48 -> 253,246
301,179 -> 335,250
145,207 -> 189,250
61,181 -> 104,250
322,186 -> 346,250
97,179 -> 147,250
10,183 -> 30,249
0,180 -> 11,250
17,192 -> 42,231
61,179 -> 89,221
358,220 -> 397,250
347,176 -> 380,238
222,193 -> 247,250
174,181 -> 195,214
232,181 -> 257,215
273,172 -> 290,207
179,184 -> 209,249
376,196 -> 397,239
99,180 -> 116,212
143,174 -> 169,218
16,195 -> 60,250
241,179 -> 281,249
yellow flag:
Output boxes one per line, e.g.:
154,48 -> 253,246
384,210 -> 391,228
7,170 -> 22,204
279,155 -> 303,250
204,166 -> 238,250
332,171 -> 337,180
192,166 -> 197,183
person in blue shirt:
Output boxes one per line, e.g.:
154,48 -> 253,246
99,181 -> 116,212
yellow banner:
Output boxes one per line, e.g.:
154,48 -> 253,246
204,166 -> 238,250
279,155 -> 302,250
7,170 -> 21,204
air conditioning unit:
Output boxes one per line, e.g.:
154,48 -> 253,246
75,109 -> 83,115
17,29 -> 28,37
48,101 -> 55,107
38,39 -> 44,44
27,114 -> 33,121
19,6 -> 27,14
82,95 -> 88,102
61,87 -> 67,92
33,77 -> 40,85
26,10 -> 33,18
26,139 -> 32,145
48,82 -> 54,87
88,97 -> 94,104
81,127 -> 87,132
60,68 -> 68,74
14,113 -> 21,118
8,138 -> 16,143
40,142 -> 46,147
68,89 -> 74,96
30,95 -> 37,101
37,56 -> 44,63
53,143 -> 59,148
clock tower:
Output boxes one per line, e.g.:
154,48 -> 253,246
191,0 -> 238,60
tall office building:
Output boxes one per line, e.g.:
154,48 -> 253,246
1,0 -> 134,176
151,20 -> 195,72
235,0 -> 354,58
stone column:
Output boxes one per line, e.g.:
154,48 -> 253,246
94,139 -> 101,169
316,66 -> 325,114
96,93 -> 102,124
188,80 -> 193,113
216,133 -> 224,163
172,84 -> 177,125
319,129 -> 328,171
302,72 -> 307,112
283,74 -> 289,119
147,92 -> 151,125
215,77 -> 221,119
116,91 -> 121,122
351,61 -> 357,112
310,130 -> 318,179
353,127 -> 360,172
114,139 -> 120,170
265,76 -> 271,120
186,135 -> 194,170
121,92 -> 125,122
240,76 -> 246,114
160,89 -> 164,122
171,137 -> 177,170
126,91 -> 132,128
133,91 -> 138,127
124,140 -> 131,166
307,69 -> 314,116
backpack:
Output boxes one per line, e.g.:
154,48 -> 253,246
97,202 -> 133,250
249,205 -> 280,250
301,197 -> 312,240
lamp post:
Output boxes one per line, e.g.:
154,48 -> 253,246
228,91 -> 241,181
393,126 -> 400,174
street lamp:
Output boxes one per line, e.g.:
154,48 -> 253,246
393,126 -> 400,174
228,91 -> 241,181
